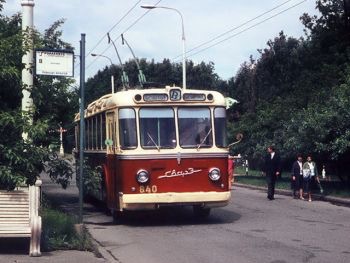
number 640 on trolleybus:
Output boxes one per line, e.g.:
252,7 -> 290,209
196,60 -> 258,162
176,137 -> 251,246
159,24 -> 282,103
74,86 -> 235,218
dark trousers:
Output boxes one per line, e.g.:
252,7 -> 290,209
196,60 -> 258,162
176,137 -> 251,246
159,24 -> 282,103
266,174 -> 276,199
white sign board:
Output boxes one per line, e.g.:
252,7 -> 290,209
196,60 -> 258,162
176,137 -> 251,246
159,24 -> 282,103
35,50 -> 74,77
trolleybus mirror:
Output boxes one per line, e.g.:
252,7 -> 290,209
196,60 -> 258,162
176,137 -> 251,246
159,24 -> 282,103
228,133 -> 243,148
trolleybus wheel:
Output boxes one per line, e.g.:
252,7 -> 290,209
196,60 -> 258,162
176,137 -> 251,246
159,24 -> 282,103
112,210 -> 123,223
193,206 -> 211,218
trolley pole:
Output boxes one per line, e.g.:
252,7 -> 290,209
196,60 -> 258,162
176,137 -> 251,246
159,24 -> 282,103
21,0 -> 35,140
79,33 -> 86,224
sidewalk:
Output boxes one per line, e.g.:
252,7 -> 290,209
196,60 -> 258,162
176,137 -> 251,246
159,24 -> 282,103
0,248 -> 105,263
233,182 -> 350,207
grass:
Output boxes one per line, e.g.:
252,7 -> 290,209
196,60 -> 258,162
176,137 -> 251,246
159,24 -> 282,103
234,167 -> 350,199
40,195 -> 95,252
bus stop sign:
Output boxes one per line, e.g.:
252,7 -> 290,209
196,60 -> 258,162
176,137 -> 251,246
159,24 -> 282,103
35,49 -> 74,77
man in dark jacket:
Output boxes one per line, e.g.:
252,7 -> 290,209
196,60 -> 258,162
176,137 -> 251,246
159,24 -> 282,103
291,154 -> 303,199
264,146 -> 281,200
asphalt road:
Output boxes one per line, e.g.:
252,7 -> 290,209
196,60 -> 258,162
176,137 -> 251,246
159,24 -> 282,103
82,186 -> 350,263
4,173 -> 348,262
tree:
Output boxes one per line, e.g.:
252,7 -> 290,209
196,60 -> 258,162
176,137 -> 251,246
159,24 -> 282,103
230,0 -> 350,180
0,10 -> 23,111
85,58 -> 224,104
0,5 -> 75,189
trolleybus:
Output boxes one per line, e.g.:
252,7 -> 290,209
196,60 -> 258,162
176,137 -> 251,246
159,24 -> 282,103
75,86 -> 233,218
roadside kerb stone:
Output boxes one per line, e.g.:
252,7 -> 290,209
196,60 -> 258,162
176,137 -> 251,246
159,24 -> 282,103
233,182 -> 350,207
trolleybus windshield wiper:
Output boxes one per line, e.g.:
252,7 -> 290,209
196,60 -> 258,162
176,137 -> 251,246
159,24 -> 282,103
197,128 -> 212,150
147,132 -> 160,151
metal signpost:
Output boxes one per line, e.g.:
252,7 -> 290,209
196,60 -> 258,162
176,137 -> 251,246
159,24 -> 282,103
79,34 -> 86,224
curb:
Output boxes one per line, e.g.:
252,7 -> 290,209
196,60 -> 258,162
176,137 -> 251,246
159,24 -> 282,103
90,238 -> 120,263
233,183 -> 350,207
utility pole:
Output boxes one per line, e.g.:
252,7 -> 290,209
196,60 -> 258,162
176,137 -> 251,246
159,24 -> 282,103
79,34 -> 86,224
21,0 -> 35,140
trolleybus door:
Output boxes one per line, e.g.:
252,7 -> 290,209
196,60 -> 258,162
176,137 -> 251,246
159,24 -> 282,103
105,111 -> 117,210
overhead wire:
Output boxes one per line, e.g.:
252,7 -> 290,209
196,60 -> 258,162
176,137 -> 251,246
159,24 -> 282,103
172,0 -> 295,60
85,0 -> 163,72
184,0 -> 307,59
77,0 -> 306,76
173,0 -> 307,60
85,0 -> 143,58
74,0 -> 151,76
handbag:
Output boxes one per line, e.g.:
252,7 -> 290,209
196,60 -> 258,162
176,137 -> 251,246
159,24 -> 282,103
303,169 -> 311,179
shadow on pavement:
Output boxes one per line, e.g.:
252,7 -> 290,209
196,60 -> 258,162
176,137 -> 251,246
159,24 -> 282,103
0,238 -> 29,255
84,205 -> 241,227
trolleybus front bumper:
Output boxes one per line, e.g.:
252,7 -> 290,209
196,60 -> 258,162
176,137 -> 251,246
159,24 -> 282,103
119,191 -> 231,210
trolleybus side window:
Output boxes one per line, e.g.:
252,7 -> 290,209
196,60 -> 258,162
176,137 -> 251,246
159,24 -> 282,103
119,108 -> 137,149
214,107 -> 227,147
94,116 -> 98,150
101,114 -> 106,150
178,107 -> 212,148
85,119 -> 89,150
139,107 -> 176,149
96,115 -> 101,150
91,117 -> 96,150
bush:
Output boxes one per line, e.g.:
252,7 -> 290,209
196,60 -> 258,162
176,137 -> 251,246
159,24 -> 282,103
41,196 -> 94,251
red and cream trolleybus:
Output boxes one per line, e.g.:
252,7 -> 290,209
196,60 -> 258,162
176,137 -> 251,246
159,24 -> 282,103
74,86 -> 231,218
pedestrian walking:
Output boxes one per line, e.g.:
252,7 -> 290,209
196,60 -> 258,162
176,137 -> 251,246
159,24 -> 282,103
291,154 -> 304,199
263,146 -> 281,200
302,155 -> 320,202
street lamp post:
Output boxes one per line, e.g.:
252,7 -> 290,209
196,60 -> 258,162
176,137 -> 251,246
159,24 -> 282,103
141,5 -> 186,90
91,53 -> 115,93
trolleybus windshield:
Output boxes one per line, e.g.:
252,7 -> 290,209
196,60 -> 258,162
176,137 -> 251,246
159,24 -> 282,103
214,107 -> 227,147
140,107 -> 176,149
119,108 -> 137,149
178,107 -> 213,148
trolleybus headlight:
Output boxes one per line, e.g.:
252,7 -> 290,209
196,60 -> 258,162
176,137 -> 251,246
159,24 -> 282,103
136,169 -> 150,184
208,168 -> 221,181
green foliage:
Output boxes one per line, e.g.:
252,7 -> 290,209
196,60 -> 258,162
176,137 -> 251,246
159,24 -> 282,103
41,197 -> 94,251
0,110 -> 74,190
76,160 -> 102,198
0,8 -> 77,189
41,207 -> 78,250
46,156 -> 74,189
230,0 -> 350,180
0,111 -> 47,189
0,12 -> 23,111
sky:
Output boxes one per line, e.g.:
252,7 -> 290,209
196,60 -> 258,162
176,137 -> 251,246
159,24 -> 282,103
3,0 -> 319,81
